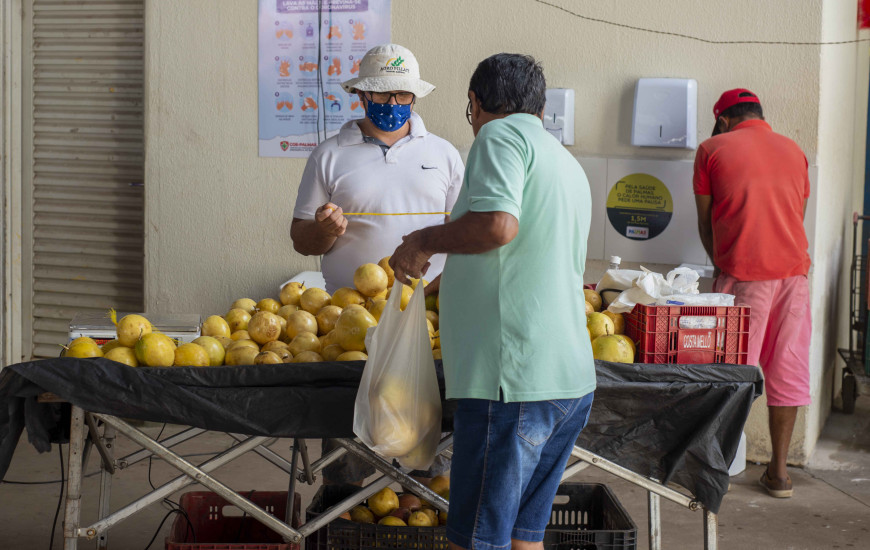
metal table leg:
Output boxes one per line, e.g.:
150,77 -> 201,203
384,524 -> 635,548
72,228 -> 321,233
286,439 -> 300,525
303,445 -> 346,480
117,427 -> 206,469
96,424 -> 115,550
297,439 -> 314,484
648,491 -> 661,550
93,414 -> 304,544
80,435 -> 269,538
335,436 -> 453,513
63,406 -> 85,550
704,508 -> 719,550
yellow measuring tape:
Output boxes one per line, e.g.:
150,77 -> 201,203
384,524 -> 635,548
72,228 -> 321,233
342,212 -> 450,216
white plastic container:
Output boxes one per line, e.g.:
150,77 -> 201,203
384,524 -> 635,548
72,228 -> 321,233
69,312 -> 201,346
728,431 -> 747,476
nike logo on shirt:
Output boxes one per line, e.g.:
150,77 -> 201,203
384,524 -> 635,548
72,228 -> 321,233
421,165 -> 438,170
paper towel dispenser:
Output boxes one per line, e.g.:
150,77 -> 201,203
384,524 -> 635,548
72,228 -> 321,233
631,78 -> 697,149
543,88 -> 574,145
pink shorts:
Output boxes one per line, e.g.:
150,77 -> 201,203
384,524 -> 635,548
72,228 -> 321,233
714,273 -> 812,407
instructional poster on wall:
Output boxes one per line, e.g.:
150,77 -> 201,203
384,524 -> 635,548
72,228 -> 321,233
258,0 -> 391,158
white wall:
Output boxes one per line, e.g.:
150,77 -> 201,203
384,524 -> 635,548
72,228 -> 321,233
143,0 -> 867,462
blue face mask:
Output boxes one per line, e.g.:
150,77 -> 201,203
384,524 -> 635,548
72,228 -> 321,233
366,100 -> 412,132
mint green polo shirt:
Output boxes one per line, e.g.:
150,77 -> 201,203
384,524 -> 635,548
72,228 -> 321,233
439,114 -> 596,402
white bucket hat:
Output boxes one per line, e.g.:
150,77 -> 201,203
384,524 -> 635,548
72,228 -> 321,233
341,43 -> 435,98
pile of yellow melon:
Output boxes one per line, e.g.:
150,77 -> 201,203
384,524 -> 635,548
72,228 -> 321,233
62,312 -> 191,368
201,256 -> 440,366
73,256 -> 441,368
584,288 -> 635,363
344,477 -> 449,527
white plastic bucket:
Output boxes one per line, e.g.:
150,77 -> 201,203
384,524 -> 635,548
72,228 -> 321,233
729,431 -> 747,476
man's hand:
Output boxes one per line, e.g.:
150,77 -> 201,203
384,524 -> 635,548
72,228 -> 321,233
390,230 -> 433,286
315,202 -> 347,238
290,202 -> 348,256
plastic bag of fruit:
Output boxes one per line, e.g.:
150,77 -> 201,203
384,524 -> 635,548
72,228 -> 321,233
353,281 -> 442,470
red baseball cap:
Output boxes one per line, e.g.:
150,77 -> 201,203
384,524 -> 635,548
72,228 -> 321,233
713,88 -> 761,119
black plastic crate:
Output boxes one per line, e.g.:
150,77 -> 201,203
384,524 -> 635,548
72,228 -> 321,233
305,484 -> 448,550
306,482 -> 636,550
544,483 -> 637,550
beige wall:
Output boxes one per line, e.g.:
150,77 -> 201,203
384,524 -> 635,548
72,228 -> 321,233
399,1 -> 822,160
144,0 -> 827,315
144,1 -> 318,316
143,1 -> 867,462
802,3 -> 869,461
1,0 -> 23,367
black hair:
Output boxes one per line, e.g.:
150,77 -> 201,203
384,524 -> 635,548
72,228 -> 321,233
720,92 -> 763,119
468,53 -> 546,115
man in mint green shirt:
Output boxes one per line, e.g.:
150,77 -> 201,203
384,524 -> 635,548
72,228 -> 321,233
390,53 -> 594,550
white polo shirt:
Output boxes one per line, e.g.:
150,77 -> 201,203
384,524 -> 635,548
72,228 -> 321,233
293,112 -> 464,292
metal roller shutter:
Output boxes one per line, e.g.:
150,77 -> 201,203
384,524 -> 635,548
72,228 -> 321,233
24,0 -> 144,358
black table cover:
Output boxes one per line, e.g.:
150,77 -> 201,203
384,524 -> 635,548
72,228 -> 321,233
0,358 -> 762,513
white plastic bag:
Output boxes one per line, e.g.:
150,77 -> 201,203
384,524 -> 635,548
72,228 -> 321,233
596,269 -> 644,307
353,282 -> 442,470
608,267 -> 702,313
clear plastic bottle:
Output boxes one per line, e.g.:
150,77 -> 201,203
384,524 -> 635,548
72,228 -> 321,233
608,255 -> 621,270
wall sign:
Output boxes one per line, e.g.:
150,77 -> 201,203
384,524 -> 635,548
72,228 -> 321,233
606,172 -> 673,241
258,0 -> 391,158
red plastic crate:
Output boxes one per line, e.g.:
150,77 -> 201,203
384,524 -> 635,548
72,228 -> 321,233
624,304 -> 750,365
165,491 -> 301,550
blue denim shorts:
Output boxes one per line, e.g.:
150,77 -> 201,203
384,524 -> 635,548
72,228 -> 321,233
446,392 -> 594,550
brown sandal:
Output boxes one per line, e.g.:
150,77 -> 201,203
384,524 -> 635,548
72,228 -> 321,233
759,469 -> 793,498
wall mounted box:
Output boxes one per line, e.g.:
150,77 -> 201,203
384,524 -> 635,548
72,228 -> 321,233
544,88 -> 575,145
631,78 -> 697,149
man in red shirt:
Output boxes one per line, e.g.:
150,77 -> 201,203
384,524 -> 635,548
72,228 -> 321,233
694,89 -> 812,498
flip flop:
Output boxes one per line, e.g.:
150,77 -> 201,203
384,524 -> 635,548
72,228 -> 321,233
759,469 -> 793,498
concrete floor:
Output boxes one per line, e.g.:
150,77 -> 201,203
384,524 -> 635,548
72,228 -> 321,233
1,395 -> 869,550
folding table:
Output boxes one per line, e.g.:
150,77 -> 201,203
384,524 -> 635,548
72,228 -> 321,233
0,357 -> 763,550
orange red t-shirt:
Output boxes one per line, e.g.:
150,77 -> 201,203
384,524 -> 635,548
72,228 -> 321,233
693,119 -> 811,281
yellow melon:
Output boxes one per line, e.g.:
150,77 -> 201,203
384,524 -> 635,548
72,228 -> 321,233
247,312 -> 283,344
300,288 -> 332,315
337,351 -> 367,361
202,315 -> 232,338
104,346 -> 138,367
193,336 -> 226,366
254,351 -> 283,364
134,333 -> 176,367
285,310 -> 318,341
174,343 -> 210,367
224,345 -> 259,366
291,350 -> 324,363
332,287 -> 366,309
316,305 -> 343,335
354,263 -> 389,297
225,308 -> 252,333
116,314 -> 152,348
334,306 -> 377,352
256,298 -> 281,314
279,282 -> 306,306
231,298 -> 257,315
288,331 -> 321,356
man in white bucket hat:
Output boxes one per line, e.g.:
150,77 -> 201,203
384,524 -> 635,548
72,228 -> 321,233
292,43 -> 463,293
291,44 -> 462,485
